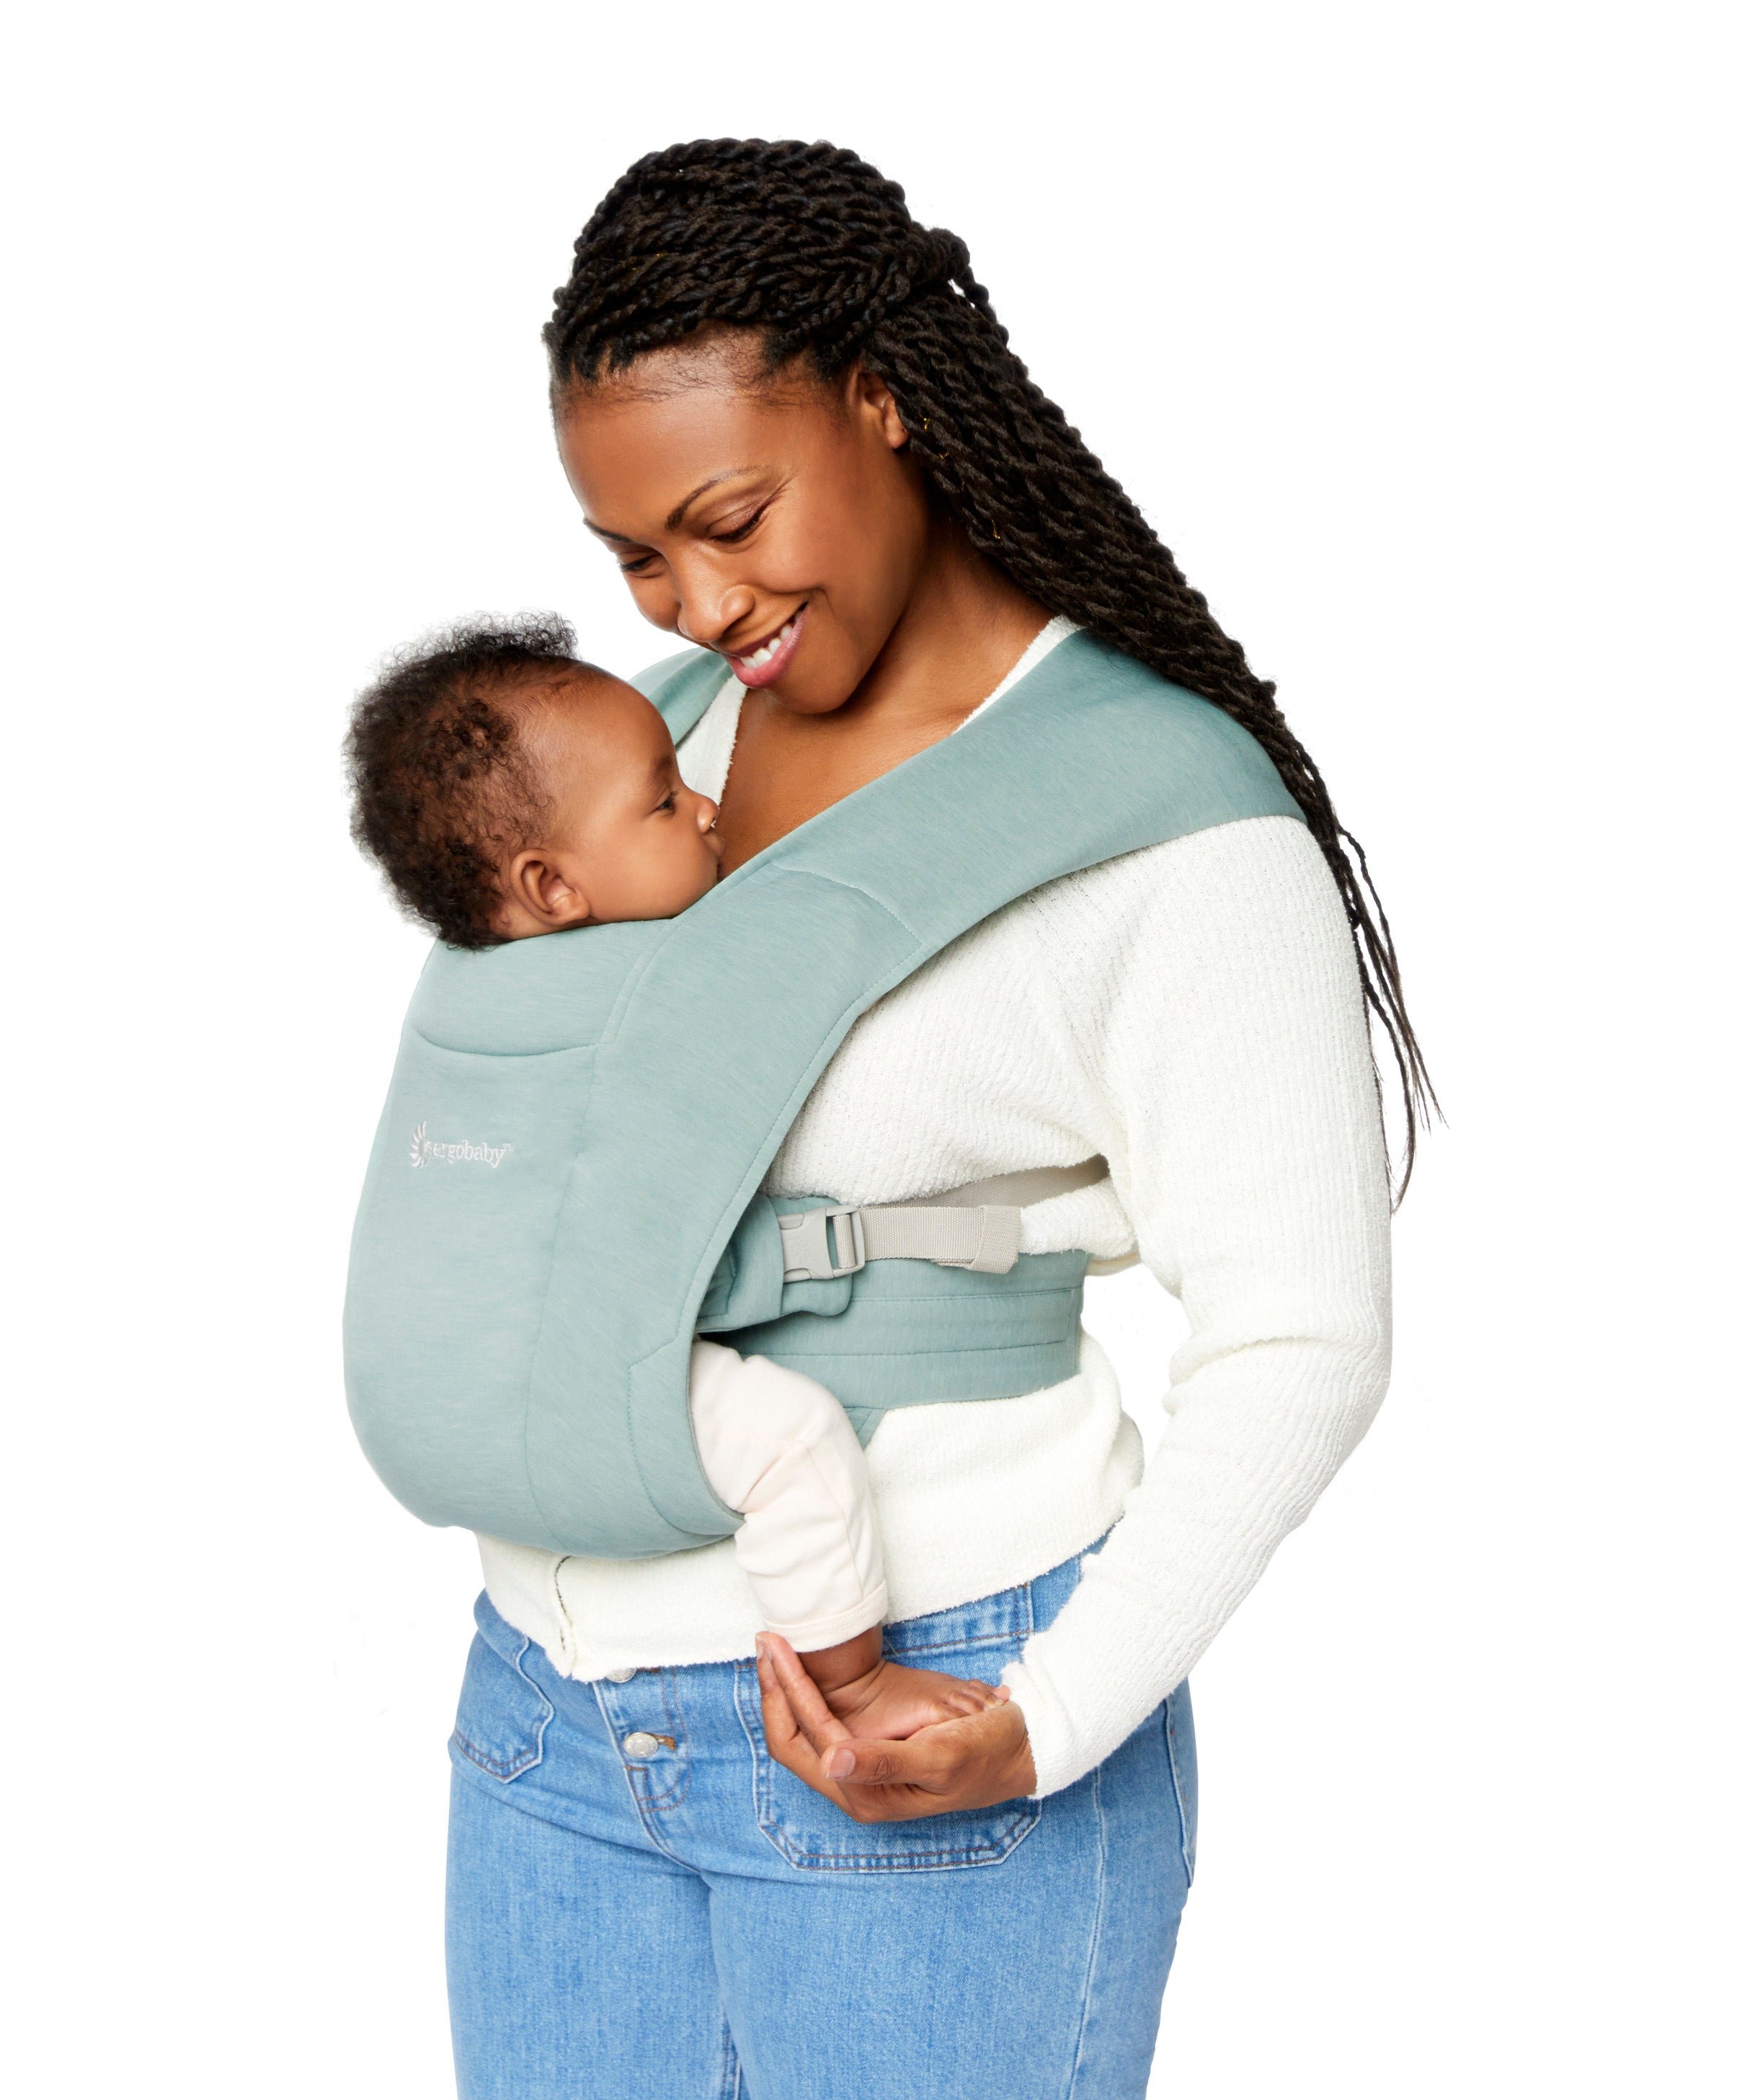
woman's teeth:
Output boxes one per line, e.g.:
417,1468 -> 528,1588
737,616 -> 796,670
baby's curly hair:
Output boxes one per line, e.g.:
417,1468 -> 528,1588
347,613 -> 603,949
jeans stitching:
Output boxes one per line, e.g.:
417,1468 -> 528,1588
752,1818 -> 1039,1872
450,1633 -> 554,1781
714,2015 -> 741,2099
880,1580 -> 1034,1659
882,1628 -> 1018,1660
626,1670 -> 690,1812
734,1662 -> 771,1846
581,1662 -> 687,1817
1165,1688 -> 1196,1884
589,1679 -> 693,1867
1065,1757 -> 1108,2096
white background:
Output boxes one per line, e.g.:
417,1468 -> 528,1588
6,3 -> 1744,2093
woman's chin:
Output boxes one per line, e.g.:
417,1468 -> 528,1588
753,649 -> 865,717
765,680 -> 855,717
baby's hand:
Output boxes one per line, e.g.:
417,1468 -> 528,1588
788,1626 -> 1009,1742
824,1656 -> 1011,1742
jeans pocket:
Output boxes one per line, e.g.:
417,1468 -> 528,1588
450,1621 -> 554,1784
737,1582 -> 1044,1873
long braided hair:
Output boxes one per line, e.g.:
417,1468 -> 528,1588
545,138 -> 1434,1192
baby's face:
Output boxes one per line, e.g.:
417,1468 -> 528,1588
494,673 -> 723,939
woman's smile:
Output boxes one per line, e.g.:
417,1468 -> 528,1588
725,603 -> 806,687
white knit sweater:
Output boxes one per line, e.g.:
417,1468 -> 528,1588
478,620 -> 1393,1796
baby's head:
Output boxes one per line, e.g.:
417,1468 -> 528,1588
347,615 -> 721,949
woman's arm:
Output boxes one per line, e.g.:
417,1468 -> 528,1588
758,815 -> 1392,1815
999,814 -> 1393,1794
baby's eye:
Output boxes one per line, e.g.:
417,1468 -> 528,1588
655,790 -> 678,813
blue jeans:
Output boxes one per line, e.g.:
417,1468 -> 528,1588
446,1552 -> 1196,2099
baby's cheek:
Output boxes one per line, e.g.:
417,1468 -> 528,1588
670,839 -> 721,914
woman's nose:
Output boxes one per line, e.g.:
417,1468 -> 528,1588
675,577 -> 756,649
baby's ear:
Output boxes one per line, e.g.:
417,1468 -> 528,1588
504,848 -> 592,931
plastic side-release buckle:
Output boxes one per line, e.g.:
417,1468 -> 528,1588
777,1206 -> 867,1282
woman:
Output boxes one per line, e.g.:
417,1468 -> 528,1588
445,138 -> 1425,2099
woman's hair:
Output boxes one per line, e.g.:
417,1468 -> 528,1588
347,613 -> 587,949
545,138 -> 1434,1190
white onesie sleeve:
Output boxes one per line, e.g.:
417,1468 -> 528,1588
688,1340 -> 888,1651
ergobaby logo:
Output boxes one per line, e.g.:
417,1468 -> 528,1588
408,1120 -> 513,1171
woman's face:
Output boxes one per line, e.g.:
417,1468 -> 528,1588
555,337 -> 933,715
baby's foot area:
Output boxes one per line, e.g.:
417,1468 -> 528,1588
823,1657 -> 1010,1741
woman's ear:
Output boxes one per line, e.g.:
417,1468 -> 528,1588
505,848 -> 592,931
848,365 -> 910,451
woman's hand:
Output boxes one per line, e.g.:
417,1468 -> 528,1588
755,1633 -> 1038,1822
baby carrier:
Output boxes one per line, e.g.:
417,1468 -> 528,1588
342,632 -> 1302,1558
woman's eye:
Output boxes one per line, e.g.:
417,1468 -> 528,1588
711,506 -> 768,545
618,554 -> 656,576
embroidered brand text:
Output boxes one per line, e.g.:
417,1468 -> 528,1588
409,1121 -> 512,1170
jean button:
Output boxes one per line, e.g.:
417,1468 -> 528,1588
622,1731 -> 661,1759
605,1668 -> 637,1684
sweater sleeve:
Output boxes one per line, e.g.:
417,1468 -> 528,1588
1000,815 -> 1393,1796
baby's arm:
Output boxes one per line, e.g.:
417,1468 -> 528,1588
688,1338 -> 888,1649
688,1342 -> 1006,1739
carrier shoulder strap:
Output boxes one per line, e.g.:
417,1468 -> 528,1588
521,630 -> 1301,1554
634,643 -> 734,743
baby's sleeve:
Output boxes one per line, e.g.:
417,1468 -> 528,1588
688,1340 -> 888,1651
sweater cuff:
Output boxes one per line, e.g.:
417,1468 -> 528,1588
763,1583 -> 889,1654
999,1658 -> 1099,1799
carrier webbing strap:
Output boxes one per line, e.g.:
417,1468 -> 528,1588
775,1157 -> 1109,1280
778,1201 -> 1020,1277
772,1158 -> 1108,1285
856,1203 -> 1019,1273
910,1156 -> 1111,1211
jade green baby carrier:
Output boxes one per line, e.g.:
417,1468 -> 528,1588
342,632 -> 1300,1558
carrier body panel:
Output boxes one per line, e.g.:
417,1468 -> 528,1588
343,633 -> 1302,1557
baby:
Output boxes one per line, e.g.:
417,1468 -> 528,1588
347,615 -> 1007,1742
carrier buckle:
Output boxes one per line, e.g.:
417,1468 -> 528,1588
777,1206 -> 867,1282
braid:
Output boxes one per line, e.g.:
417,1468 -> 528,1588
546,140 -> 1434,1193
